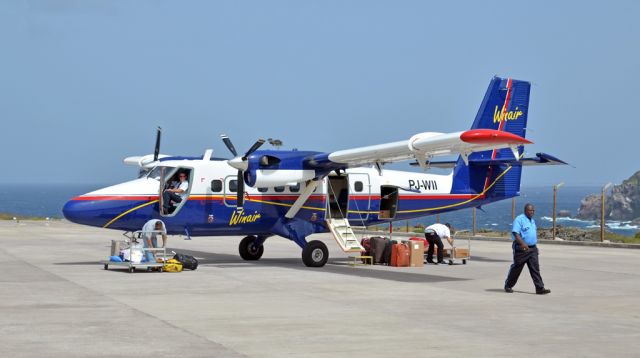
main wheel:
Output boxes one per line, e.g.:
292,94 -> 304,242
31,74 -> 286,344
302,240 -> 329,267
239,236 -> 264,261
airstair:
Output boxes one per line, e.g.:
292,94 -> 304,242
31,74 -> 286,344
326,218 -> 364,252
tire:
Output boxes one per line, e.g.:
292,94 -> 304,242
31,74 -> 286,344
239,236 -> 264,261
462,259 -> 467,265
128,267 -> 134,273
104,264 -> 108,270
302,240 -> 329,267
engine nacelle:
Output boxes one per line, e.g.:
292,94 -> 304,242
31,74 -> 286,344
248,169 -> 316,187
243,150 -> 322,187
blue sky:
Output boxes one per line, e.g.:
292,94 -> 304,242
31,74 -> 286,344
1,0 -> 638,186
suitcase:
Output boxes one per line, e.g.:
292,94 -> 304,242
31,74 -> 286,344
396,242 -> 411,267
390,242 -> 410,267
370,237 -> 388,264
360,238 -> 371,255
173,253 -> 199,270
381,239 -> 393,265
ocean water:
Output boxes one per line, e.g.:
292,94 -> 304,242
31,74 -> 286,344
0,184 -> 637,236
419,186 -> 639,237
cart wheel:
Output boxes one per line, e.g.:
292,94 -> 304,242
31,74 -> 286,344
104,264 -> 108,270
462,259 -> 467,265
128,267 -> 134,273
448,260 -> 453,265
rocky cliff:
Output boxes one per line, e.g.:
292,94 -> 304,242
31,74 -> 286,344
577,171 -> 640,221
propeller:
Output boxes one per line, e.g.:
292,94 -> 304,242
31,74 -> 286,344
153,126 -> 162,162
220,135 -> 265,208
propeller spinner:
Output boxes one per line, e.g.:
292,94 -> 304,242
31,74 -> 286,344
220,135 -> 265,208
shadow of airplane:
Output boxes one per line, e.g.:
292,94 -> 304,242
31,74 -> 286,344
56,247 -> 472,283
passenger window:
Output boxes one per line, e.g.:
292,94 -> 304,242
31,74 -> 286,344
274,186 -> 285,193
211,180 -> 222,192
354,181 -> 363,192
229,180 -> 238,192
258,187 -> 268,193
289,183 -> 300,192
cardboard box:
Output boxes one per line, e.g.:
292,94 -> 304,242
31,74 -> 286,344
454,248 -> 470,258
408,240 -> 424,267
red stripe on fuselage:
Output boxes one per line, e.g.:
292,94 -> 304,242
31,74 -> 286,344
72,195 -> 158,201
71,193 -> 482,202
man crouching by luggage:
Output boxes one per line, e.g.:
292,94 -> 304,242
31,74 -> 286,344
141,219 -> 167,264
424,223 -> 454,264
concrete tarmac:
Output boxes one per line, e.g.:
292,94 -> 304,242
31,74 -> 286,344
1,220 -> 639,357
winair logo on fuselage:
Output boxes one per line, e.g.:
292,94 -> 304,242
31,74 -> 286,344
493,105 -> 523,124
229,210 -> 261,226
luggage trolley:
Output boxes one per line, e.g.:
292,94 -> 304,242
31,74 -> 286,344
101,230 -> 169,273
444,230 -> 471,265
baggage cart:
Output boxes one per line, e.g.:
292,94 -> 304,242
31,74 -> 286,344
101,230 -> 170,273
444,230 -> 471,265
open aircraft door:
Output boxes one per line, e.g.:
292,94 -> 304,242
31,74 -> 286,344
347,173 -> 371,222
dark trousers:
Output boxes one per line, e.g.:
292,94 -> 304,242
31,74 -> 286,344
162,191 -> 182,209
425,232 -> 444,263
505,243 -> 545,290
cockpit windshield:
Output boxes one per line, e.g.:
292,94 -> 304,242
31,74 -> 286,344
146,166 -> 174,181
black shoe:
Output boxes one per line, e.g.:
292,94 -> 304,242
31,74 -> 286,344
536,288 -> 551,295
504,287 -> 513,293
437,261 -> 444,264
426,259 -> 434,264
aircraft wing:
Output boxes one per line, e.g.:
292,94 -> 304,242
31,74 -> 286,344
408,152 -> 569,168
322,129 -> 532,168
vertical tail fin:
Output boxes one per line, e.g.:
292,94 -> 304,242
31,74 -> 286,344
452,77 -> 531,198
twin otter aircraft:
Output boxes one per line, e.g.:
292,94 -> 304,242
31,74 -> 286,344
63,77 -> 565,267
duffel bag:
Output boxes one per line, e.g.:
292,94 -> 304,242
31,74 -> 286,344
163,259 -> 183,272
174,253 -> 199,270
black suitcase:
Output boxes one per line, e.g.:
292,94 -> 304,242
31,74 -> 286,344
381,239 -> 393,265
370,237 -> 388,264
173,253 -> 199,270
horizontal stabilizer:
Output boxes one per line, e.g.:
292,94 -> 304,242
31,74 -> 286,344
410,152 -> 568,168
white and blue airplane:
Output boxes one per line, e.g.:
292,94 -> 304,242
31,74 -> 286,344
63,77 -> 565,267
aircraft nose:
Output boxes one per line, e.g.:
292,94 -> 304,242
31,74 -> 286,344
63,198 -> 100,226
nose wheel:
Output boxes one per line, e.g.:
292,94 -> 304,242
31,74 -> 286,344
239,235 -> 264,261
302,240 -> 329,267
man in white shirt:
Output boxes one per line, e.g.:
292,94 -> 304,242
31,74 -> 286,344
141,219 -> 167,263
424,222 -> 454,264
162,172 -> 189,213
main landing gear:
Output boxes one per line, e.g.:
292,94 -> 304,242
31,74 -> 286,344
302,240 -> 328,267
238,236 -> 329,268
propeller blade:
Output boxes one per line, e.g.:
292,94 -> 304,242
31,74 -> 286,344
153,126 -> 162,162
236,170 -> 244,208
243,139 -> 266,159
220,134 -> 238,157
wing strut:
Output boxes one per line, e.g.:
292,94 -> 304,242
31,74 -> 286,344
285,180 -> 320,219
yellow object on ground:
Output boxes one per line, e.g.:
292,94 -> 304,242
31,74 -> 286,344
163,259 -> 183,272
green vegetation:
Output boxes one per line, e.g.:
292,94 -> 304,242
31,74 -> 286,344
0,213 -> 59,221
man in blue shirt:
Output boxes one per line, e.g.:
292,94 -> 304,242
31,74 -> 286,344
504,203 -> 551,295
